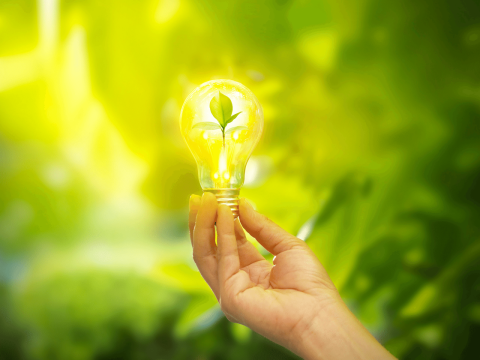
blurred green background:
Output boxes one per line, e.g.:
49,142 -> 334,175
1,0 -> 480,359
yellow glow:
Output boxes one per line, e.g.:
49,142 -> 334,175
155,0 -> 180,24
180,80 -> 263,190
219,150 -> 227,176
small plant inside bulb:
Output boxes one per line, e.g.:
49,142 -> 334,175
192,90 -> 248,149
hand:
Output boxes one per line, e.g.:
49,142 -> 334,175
189,193 -> 396,360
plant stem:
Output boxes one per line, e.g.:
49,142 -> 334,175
222,128 -> 225,149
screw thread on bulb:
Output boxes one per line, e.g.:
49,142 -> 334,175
204,188 -> 240,218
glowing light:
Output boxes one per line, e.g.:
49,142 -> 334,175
180,80 -> 264,192
39,0 -> 59,61
155,0 -> 180,24
219,150 -> 227,174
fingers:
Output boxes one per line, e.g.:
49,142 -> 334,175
217,204 -> 254,310
190,196 -> 269,308
190,195 -> 264,268
217,205 -> 241,285
193,192 -> 219,298
189,195 -> 201,245
234,219 -> 266,268
239,198 -> 304,255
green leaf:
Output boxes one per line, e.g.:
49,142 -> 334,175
225,111 -> 242,125
209,91 -> 233,127
192,122 -> 222,131
225,125 -> 248,135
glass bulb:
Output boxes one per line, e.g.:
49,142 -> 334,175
180,80 -> 264,217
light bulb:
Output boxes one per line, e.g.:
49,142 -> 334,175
180,80 -> 264,217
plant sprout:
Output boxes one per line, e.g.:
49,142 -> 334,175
192,91 -> 248,148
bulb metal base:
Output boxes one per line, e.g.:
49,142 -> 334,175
204,188 -> 240,218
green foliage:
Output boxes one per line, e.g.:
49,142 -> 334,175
192,122 -> 222,131
0,0 -> 479,359
17,271 -> 184,360
206,91 -> 243,146
209,91 -> 241,129
194,91 -> 245,148
226,112 -> 242,125
225,126 -> 248,135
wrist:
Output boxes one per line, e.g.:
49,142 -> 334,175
293,296 -> 396,360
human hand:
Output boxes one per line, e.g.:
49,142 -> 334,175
189,193 -> 396,360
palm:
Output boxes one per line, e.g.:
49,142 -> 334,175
227,241 -> 337,344
239,247 -> 322,291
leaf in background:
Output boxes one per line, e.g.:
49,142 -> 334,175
226,111 -> 242,125
225,125 -> 248,135
154,263 -> 212,293
174,295 -> 221,338
209,91 -> 233,127
304,174 -> 374,291
192,122 -> 222,131
230,323 -> 252,343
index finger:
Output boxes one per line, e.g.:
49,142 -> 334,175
193,192 -> 220,298
217,205 -> 252,299
239,199 -> 305,255
217,205 -> 240,284
189,194 -> 201,245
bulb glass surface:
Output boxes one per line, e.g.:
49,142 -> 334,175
180,80 -> 263,191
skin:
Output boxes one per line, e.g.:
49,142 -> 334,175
189,192 -> 397,360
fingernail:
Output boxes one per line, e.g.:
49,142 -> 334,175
200,192 -> 209,205
202,192 -> 217,203
189,194 -> 201,209
218,204 -> 232,215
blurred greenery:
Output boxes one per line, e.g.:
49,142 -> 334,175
0,0 -> 479,359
